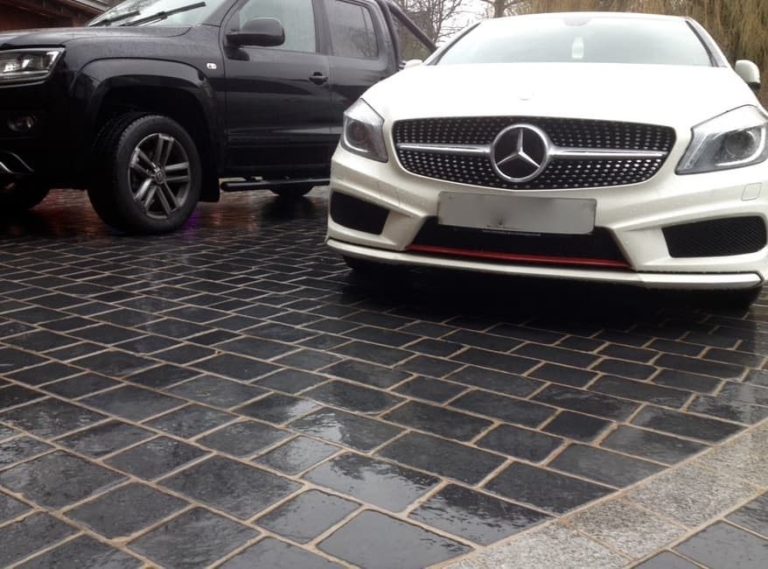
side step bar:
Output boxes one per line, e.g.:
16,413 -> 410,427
221,178 -> 329,192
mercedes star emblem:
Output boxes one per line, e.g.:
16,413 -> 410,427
491,124 -> 551,183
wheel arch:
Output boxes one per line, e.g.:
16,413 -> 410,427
80,60 -> 221,202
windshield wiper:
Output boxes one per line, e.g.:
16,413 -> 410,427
121,2 -> 206,26
90,10 -> 141,27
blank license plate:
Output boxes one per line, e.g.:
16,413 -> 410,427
438,194 -> 596,235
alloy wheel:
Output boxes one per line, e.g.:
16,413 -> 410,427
128,133 -> 191,220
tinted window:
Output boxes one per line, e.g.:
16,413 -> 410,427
330,0 -> 379,59
438,16 -> 713,67
238,0 -> 316,53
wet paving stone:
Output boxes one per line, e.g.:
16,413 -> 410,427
237,393 -> 321,424
446,365 -> 543,399
305,380 -> 403,414
146,405 -> 234,439
529,363 -> 597,388
485,462 -> 612,514
305,452 -> 439,512
727,493 -> 768,538
9,361 -> 81,385
290,408 -> 403,451
194,353 -> 278,381
0,490 -> 31,523
652,369 -> 722,393
631,406 -> 744,443
18,535 -> 142,569
394,376 -> 468,403
0,347 -> 47,372
591,376 -> 691,408
220,538 -> 343,569
549,444 -> 663,488
378,432 -> 504,485
0,385 -> 46,411
675,522 -> 768,569
166,375 -> 267,408
319,510 -> 472,569
601,425 -> 707,464
42,373 -> 119,398
384,400 -> 492,441
451,389 -> 556,428
0,512 -> 77,567
323,359 -> 411,389
66,483 -> 187,539
257,489 -> 358,543
0,451 -> 124,509
198,420 -> 290,457
0,398 -> 107,438
162,456 -> 300,519
82,385 -> 184,421
478,424 -> 564,462
106,437 -> 207,480
254,368 -> 326,393
542,410 -> 611,442
71,351 -> 156,378
130,508 -> 258,569
255,436 -> 340,475
0,436 -> 52,468
533,384 -> 640,420
410,484 -> 550,545
635,551 -> 701,569
126,364 -> 200,389
56,420 -> 153,458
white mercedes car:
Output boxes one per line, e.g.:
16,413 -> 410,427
326,12 -> 768,305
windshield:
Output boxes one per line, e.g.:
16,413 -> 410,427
89,0 -> 224,27
437,15 -> 714,67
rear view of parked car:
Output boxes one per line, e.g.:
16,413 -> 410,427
0,0 -> 433,233
327,12 -> 768,306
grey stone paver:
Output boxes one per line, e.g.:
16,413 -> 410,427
2,191 -> 768,568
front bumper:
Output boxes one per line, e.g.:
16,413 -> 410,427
327,143 -> 768,291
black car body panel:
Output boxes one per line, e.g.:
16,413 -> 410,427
0,0 -> 433,196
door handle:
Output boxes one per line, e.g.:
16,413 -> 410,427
309,72 -> 328,85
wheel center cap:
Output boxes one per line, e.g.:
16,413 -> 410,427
153,168 -> 167,185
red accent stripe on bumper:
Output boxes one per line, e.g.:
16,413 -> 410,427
407,244 -> 631,270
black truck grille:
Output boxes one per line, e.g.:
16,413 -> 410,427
393,117 -> 676,190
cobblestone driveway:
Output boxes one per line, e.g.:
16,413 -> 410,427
1,190 -> 768,568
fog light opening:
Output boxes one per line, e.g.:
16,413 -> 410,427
7,115 -> 37,133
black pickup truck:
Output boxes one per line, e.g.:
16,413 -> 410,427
0,0 -> 433,233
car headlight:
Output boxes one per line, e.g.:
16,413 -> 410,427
0,49 -> 63,83
342,99 -> 388,162
678,106 -> 768,174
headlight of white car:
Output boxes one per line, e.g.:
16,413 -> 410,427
0,49 -> 63,83
678,106 -> 768,174
342,99 -> 388,162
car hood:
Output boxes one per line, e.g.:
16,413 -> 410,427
0,26 -> 189,49
365,63 -> 761,128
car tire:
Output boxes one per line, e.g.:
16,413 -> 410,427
88,114 -> 201,234
0,178 -> 50,213
270,184 -> 314,199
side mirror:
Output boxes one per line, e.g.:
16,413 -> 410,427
401,59 -> 423,70
227,17 -> 285,48
735,60 -> 761,92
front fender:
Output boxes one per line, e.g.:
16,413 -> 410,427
73,58 -> 221,164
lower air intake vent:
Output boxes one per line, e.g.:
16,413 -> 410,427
664,217 -> 767,258
410,219 -> 629,269
330,192 -> 389,235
